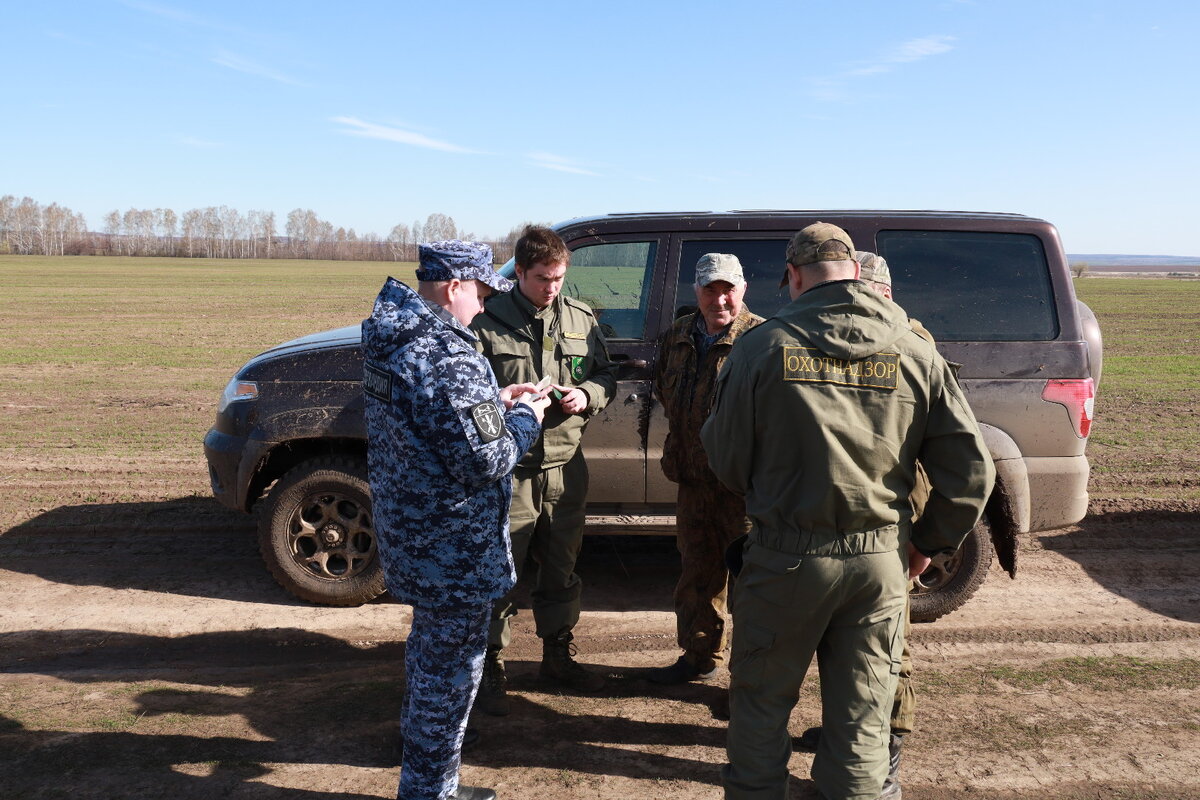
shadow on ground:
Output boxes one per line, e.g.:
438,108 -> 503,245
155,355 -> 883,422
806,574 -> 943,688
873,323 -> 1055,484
1036,504 -> 1200,623
0,497 -> 679,611
0,627 -> 795,798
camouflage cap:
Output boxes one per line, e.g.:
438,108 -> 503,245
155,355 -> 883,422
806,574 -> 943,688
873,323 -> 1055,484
855,251 -> 891,287
695,253 -> 745,287
779,222 -> 856,286
786,222 -> 855,266
416,240 -> 512,293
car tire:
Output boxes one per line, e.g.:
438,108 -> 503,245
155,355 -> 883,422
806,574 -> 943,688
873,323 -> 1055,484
258,456 -> 386,606
909,517 -> 994,623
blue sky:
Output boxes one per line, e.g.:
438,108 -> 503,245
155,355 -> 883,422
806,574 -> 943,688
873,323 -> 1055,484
4,0 -> 1198,255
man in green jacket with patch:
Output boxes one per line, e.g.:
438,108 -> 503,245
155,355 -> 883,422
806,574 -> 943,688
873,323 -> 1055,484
470,225 -> 618,715
702,223 -> 994,800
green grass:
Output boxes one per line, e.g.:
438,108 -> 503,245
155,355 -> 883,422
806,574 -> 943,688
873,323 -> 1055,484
0,257 -> 1194,501
1073,278 -> 1200,499
0,255 -> 411,460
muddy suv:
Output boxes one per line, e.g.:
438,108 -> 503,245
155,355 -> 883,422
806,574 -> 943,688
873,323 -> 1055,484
204,210 -> 1101,620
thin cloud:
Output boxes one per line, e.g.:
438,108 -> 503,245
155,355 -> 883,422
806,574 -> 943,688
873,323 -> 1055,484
121,0 -> 244,34
527,152 -> 600,176
847,35 -> 956,76
808,35 -> 956,100
332,117 -> 478,154
122,0 -> 229,31
213,51 -> 304,86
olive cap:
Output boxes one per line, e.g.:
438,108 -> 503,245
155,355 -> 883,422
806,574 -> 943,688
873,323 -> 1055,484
780,222 -> 856,286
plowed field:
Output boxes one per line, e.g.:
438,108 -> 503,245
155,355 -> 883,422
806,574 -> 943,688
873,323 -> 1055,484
2,258 -> 1197,799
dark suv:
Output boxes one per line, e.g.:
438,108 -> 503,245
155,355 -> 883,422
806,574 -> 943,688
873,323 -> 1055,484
204,210 -> 1101,620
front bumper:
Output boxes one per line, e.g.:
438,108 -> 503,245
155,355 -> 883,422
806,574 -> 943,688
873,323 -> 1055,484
204,427 -> 248,511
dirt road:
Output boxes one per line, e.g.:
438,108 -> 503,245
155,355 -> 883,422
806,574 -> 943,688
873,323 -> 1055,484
2,475 -> 1199,800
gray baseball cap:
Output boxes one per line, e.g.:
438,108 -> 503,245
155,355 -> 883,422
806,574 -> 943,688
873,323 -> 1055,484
695,253 -> 745,287
855,251 -> 891,287
416,240 -> 512,293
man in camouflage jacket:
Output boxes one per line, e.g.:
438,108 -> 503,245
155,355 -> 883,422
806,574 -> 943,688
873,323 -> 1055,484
646,253 -> 764,685
363,240 -> 549,800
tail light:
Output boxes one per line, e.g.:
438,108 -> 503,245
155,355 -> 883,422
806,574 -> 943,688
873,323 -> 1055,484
1041,378 -> 1095,438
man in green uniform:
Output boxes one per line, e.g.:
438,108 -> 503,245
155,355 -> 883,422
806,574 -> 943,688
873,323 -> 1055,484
793,251 -> 934,798
647,253 -> 763,684
701,223 -> 994,800
471,225 -> 617,716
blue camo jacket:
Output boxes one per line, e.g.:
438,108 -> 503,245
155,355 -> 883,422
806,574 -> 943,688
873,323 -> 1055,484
362,278 -> 541,609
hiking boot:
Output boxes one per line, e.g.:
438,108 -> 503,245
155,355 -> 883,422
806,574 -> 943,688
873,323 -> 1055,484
476,647 -> 510,717
794,725 -> 821,752
539,631 -> 606,691
645,655 -> 719,685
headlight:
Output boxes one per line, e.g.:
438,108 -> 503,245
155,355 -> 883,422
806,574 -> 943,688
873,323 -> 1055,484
218,379 -> 259,413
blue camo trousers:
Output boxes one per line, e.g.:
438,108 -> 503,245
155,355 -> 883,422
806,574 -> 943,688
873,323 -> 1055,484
399,603 -> 490,800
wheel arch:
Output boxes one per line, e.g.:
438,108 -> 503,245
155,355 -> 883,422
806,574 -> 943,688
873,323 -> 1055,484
246,436 -> 368,511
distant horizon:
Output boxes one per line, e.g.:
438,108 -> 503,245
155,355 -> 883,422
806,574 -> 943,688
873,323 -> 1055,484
1067,254 -> 1200,266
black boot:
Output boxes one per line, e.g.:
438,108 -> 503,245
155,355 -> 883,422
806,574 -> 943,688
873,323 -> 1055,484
794,725 -> 821,752
476,646 -> 510,716
539,630 -> 605,691
645,655 -> 718,685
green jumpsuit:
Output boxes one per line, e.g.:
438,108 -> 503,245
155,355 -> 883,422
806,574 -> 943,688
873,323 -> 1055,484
701,279 -> 994,800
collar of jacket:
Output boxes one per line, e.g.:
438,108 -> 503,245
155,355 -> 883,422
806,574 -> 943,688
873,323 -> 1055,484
364,278 -> 478,359
485,287 -> 559,343
669,305 -> 758,351
776,280 -> 909,361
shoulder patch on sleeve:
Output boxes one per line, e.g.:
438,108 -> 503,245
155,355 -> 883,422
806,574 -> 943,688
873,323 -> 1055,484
469,400 -> 507,443
363,363 -> 392,402
782,346 -> 899,390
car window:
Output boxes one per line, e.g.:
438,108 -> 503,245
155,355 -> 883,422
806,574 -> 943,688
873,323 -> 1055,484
563,241 -> 658,340
675,239 -> 792,322
877,230 -> 1059,341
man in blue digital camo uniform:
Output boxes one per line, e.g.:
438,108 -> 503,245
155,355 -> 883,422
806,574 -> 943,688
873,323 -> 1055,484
702,223 -> 994,800
363,240 -> 550,800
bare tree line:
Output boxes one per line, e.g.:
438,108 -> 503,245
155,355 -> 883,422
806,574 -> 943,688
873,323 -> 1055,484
1,195 -> 528,262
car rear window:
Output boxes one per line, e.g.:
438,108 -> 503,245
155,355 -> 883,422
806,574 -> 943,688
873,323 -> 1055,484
877,230 -> 1059,342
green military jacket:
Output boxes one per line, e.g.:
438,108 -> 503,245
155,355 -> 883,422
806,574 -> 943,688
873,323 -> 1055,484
701,280 -> 994,557
472,287 -> 617,470
654,306 -> 763,485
